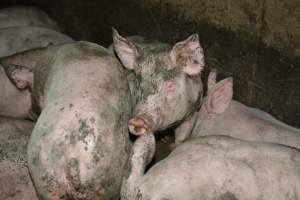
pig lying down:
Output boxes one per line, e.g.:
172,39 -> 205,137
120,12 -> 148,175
175,69 -> 300,148
122,134 -> 300,200
0,48 -> 51,120
0,26 -> 72,119
0,116 -> 37,200
0,6 -> 59,30
0,26 -> 73,57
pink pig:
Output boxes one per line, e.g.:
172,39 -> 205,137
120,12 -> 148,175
175,69 -> 300,149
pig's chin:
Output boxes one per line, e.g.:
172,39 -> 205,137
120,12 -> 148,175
128,114 -> 156,135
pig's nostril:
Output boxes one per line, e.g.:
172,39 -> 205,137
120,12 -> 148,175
128,117 -> 148,135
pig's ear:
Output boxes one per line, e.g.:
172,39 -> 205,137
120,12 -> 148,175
170,33 -> 204,75
206,77 -> 233,115
2,63 -> 33,91
207,68 -> 217,92
112,28 -> 139,70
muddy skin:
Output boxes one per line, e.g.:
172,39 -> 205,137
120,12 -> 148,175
112,30 -> 204,136
4,30 -> 204,199
122,135 -> 300,200
22,42 -> 132,200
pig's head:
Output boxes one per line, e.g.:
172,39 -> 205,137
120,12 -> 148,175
112,29 -> 204,135
195,69 -> 233,133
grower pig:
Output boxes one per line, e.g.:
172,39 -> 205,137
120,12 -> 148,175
175,69 -> 300,148
121,134 -> 300,200
0,26 -> 73,57
4,41 -> 133,200
112,30 -> 204,136
3,28 -> 204,199
0,6 -> 59,30
0,116 -> 37,200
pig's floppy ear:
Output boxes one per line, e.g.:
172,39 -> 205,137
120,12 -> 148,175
112,28 -> 139,71
206,77 -> 233,115
2,63 -> 33,91
207,68 -> 217,92
170,33 -> 204,75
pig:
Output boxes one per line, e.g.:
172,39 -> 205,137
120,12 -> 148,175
2,41 -> 133,200
175,69 -> 300,149
121,134 -> 300,200
112,31 -> 204,136
0,6 -> 59,30
0,116 -> 38,200
2,28 -> 204,199
0,26 -> 73,57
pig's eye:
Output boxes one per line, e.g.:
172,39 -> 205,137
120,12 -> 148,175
193,60 -> 199,64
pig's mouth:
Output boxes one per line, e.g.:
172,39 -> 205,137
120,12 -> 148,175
128,114 -> 155,135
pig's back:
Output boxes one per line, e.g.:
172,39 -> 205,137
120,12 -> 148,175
209,101 -> 300,148
139,136 -> 300,200
0,26 -> 72,57
28,41 -> 132,200
0,6 -> 59,30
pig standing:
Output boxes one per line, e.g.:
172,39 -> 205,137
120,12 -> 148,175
3,29 -> 204,199
112,32 -> 204,136
0,6 -> 59,30
5,41 -> 133,200
0,116 -> 38,200
0,26 -> 73,57
121,134 -> 300,200
175,69 -> 300,148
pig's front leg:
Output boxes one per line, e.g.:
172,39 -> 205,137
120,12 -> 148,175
174,112 -> 198,146
121,133 -> 155,200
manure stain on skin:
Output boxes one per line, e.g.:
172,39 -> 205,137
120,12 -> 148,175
217,192 -> 238,200
78,118 -> 95,145
67,158 -> 81,191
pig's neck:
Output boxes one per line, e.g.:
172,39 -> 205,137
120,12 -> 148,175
126,70 -> 139,107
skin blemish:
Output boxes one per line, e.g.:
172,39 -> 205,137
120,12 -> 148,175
89,117 -> 95,124
162,80 -> 176,94
78,118 -> 95,145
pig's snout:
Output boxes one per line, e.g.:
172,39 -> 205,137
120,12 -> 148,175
128,115 -> 154,135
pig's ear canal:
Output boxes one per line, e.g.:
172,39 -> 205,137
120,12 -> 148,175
112,28 -> 139,71
3,63 -> 33,91
170,33 -> 204,75
206,77 -> 233,115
